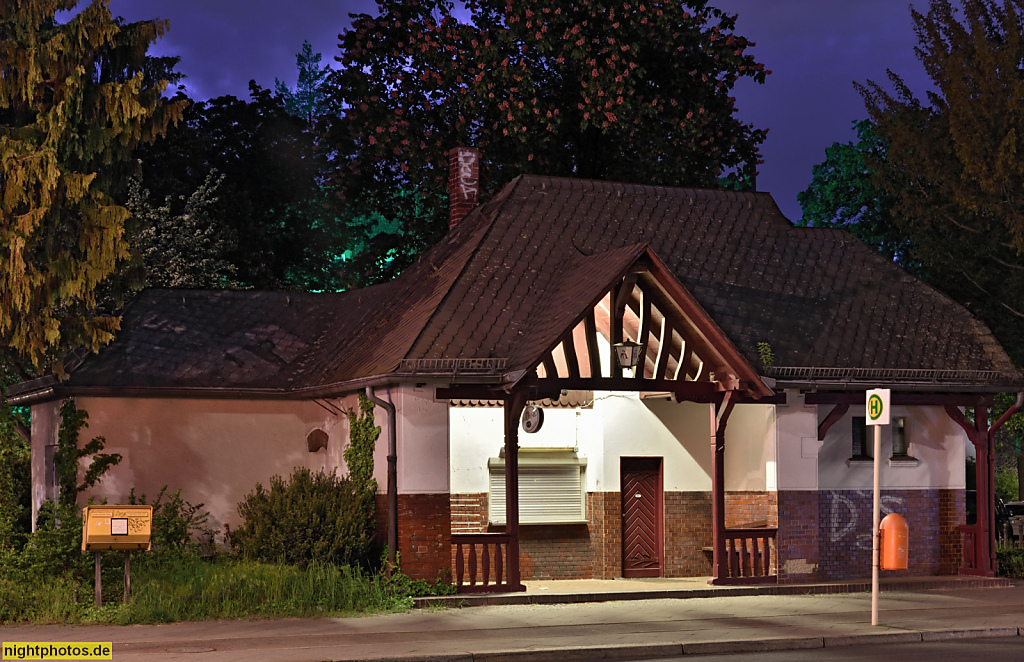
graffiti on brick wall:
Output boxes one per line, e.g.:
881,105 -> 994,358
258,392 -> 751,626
828,490 -> 904,550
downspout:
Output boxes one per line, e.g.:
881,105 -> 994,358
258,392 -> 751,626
366,386 -> 397,576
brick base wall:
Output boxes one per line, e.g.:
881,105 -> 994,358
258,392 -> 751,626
446,487 -> 964,582
939,489 -> 966,574
778,488 -> 965,583
449,490 -> 774,580
374,493 -> 451,581
725,491 -> 778,528
663,492 -> 712,577
777,491 -> 820,583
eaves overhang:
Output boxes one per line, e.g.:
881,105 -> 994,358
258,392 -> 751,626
769,366 -> 1023,394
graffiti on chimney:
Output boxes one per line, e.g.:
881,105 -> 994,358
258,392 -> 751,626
457,148 -> 478,200
828,490 -> 903,550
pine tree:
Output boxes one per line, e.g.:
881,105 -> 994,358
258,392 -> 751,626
857,0 -> 1024,364
0,0 -> 185,373
275,41 -> 333,126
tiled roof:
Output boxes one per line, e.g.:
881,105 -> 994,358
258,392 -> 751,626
408,176 -> 1018,383
16,174 -> 1019,400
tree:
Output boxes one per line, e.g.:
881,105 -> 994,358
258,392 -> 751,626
135,84 -> 350,291
275,41 -> 334,126
127,174 -> 240,289
328,0 -> 770,285
797,119 -> 917,268
0,0 -> 185,373
857,0 -> 1024,364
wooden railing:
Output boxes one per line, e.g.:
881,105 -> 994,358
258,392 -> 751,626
453,533 -> 513,593
717,528 -> 778,584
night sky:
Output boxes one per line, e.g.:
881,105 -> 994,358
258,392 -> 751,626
115,0 -> 934,222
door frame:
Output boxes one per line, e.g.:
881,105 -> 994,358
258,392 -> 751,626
620,456 -> 664,578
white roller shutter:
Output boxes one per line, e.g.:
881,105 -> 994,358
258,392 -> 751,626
488,452 -> 586,524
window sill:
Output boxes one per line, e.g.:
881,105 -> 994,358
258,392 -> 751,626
845,457 -> 874,467
888,456 -> 920,467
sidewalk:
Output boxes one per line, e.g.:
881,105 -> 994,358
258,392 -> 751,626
1,580 -> 1022,662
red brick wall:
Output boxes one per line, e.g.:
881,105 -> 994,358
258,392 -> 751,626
374,493 -> 451,581
589,492 -> 621,579
663,492 -> 713,577
818,488 -> 963,580
777,491 -> 819,583
449,492 -> 608,580
939,489 -> 966,574
725,491 -> 778,528
448,490 -> 767,580
447,487 -> 964,582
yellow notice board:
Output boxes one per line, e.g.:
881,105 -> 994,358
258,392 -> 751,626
81,505 -> 153,551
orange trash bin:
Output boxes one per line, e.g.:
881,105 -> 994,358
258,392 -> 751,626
880,513 -> 909,570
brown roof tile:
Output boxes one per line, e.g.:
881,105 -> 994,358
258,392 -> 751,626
26,173 -> 1019,400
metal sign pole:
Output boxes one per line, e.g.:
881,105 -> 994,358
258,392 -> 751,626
94,551 -> 102,608
866,388 -> 890,627
872,423 -> 881,626
124,550 -> 131,603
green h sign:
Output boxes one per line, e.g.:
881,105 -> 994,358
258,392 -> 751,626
866,389 -> 890,426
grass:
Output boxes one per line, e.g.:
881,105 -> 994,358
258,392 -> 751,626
0,556 -> 417,625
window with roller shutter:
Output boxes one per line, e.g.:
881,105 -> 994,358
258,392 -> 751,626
487,449 -> 587,524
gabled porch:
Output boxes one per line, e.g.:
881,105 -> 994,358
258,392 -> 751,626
436,244 -> 777,592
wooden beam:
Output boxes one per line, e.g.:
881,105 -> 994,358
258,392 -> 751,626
584,310 -> 603,379
654,319 -> 671,381
817,404 -> 849,442
637,292 -> 652,380
542,353 -> 558,380
679,342 -> 694,381
709,392 -> 737,584
562,329 -> 581,379
504,390 -> 529,591
610,283 -> 624,378
944,404 -> 978,443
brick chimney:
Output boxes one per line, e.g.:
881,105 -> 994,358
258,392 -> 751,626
448,146 -> 480,230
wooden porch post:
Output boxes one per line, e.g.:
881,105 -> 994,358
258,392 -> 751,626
709,391 -> 736,584
977,406 -> 996,575
504,390 -> 528,591
945,403 -> 996,576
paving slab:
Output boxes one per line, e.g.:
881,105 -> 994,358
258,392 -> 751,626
1,582 -> 1021,662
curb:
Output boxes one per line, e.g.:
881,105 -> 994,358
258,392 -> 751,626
414,577 -> 1013,609
341,628 -> 1022,662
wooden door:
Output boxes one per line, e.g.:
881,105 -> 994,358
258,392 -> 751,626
621,457 -> 663,577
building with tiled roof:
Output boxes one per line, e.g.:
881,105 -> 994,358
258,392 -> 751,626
12,151 -> 1022,587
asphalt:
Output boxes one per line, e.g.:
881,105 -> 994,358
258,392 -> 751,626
2,577 -> 1022,662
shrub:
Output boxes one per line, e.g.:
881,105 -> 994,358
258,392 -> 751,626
997,546 -> 1024,578
128,486 -> 214,560
232,468 -> 372,568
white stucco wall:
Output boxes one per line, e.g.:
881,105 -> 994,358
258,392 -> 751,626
450,405 -> 599,493
817,403 -> 967,490
392,384 -> 450,494
774,390 -> 820,490
45,396 -> 354,533
449,391 -> 777,494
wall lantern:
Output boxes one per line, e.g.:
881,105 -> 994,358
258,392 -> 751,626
613,340 -> 644,371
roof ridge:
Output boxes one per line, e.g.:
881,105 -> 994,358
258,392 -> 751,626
514,173 -> 775,202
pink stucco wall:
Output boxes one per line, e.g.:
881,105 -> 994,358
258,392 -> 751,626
32,396 -> 365,539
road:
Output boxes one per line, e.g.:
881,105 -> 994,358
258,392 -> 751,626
636,637 -> 1024,661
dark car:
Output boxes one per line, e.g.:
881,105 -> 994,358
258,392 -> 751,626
997,500 -> 1024,540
